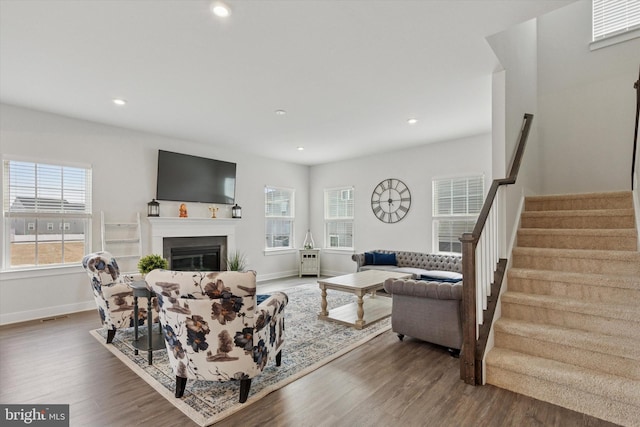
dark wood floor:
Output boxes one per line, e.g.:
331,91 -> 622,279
0,277 -> 618,427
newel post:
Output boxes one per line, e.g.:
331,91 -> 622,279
460,232 -> 478,385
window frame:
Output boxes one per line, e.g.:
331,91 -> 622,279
431,175 -> 484,255
591,0 -> 640,50
324,186 -> 354,251
264,185 -> 295,251
2,157 -> 92,271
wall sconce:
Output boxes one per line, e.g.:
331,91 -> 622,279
147,199 -> 160,217
232,204 -> 242,219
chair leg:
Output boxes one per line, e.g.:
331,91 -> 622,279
239,379 -> 252,403
175,376 -> 187,398
397,333 -> 404,341
276,350 -> 282,367
106,329 -> 116,344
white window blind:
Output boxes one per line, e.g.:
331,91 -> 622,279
3,159 -> 92,268
324,187 -> 354,249
265,186 -> 294,249
593,0 -> 640,40
432,176 -> 484,254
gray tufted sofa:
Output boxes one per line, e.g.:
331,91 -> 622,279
352,250 -> 463,354
351,250 -> 462,278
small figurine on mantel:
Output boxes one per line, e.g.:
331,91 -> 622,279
179,203 -> 188,218
209,206 -> 219,218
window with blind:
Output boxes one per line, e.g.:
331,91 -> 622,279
432,176 -> 484,254
265,186 -> 294,249
592,0 -> 640,41
324,187 -> 354,249
3,159 -> 92,269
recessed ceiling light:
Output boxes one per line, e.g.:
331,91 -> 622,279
211,1 -> 231,17
113,98 -> 127,106
297,147 -> 304,151
275,109 -> 287,115
407,118 -> 418,125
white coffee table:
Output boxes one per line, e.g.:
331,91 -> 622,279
318,270 -> 412,329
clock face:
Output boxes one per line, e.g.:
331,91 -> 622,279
371,178 -> 411,223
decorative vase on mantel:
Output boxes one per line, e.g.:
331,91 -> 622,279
303,230 -> 315,249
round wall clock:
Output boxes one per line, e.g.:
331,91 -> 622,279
371,178 -> 411,223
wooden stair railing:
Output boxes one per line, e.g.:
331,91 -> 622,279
459,113 -> 533,385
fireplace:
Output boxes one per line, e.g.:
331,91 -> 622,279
163,236 -> 226,271
148,217 -> 239,272
170,246 -> 220,271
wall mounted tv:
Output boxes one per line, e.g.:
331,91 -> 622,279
156,150 -> 236,205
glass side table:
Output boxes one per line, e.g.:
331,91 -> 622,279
130,280 -> 165,365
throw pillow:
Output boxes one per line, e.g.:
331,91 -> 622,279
420,270 -> 462,283
372,252 -> 397,266
364,252 -> 375,265
256,294 -> 270,305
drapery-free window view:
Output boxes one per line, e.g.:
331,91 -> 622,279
2,159 -> 92,269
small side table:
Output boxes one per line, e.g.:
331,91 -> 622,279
130,280 -> 164,365
299,249 -> 320,277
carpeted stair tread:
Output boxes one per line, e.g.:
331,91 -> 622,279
517,228 -> 638,251
508,268 -> 640,291
512,247 -> 640,276
507,268 -> 640,306
495,318 -> 640,362
520,208 -> 636,229
524,191 -> 633,211
486,348 -> 640,409
501,291 -> 640,322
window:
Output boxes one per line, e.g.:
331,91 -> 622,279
3,159 -> 92,269
324,186 -> 354,249
265,186 -> 294,249
592,0 -> 640,46
432,176 -> 484,254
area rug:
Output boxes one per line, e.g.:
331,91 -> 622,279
90,283 -> 391,426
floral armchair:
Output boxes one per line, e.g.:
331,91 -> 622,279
82,251 -> 154,343
145,269 -> 288,403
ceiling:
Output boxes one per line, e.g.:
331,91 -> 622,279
0,0 -> 574,166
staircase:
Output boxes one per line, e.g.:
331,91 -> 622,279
485,191 -> 640,427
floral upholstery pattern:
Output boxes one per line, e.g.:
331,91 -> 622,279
145,269 -> 288,403
82,251 -> 154,343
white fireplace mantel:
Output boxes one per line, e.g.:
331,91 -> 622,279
147,217 -> 239,255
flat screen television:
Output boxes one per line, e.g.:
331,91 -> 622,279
156,150 -> 236,204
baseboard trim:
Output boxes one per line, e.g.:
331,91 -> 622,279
0,301 -> 95,326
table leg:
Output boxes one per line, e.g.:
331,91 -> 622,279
133,295 -> 139,356
147,296 -> 153,365
355,294 -> 365,329
320,286 -> 328,316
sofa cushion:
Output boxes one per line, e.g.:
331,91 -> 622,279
395,267 -> 431,279
420,270 -> 462,283
372,252 -> 397,266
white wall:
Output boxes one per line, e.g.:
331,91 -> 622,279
537,0 -> 640,194
309,133 -> 492,276
0,103 -> 309,324
487,17 -> 540,246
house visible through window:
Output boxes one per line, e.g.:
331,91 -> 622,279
324,186 -> 354,249
264,186 -> 294,250
3,159 -> 92,269
592,0 -> 640,42
432,176 -> 484,254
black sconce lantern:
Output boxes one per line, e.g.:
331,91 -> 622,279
147,199 -> 160,217
232,204 -> 242,219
